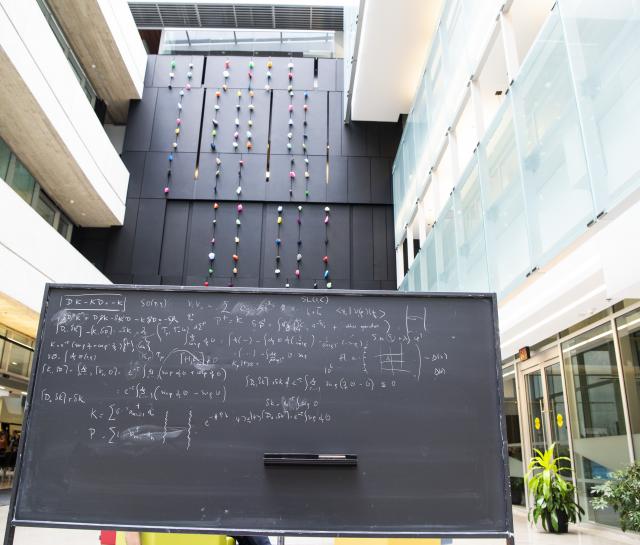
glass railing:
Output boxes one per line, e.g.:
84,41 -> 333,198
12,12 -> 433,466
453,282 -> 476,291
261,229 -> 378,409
392,0 -> 502,245
159,29 -> 337,58
397,1 -> 640,298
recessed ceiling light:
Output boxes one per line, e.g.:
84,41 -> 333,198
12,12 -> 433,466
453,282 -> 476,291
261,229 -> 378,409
70,199 -> 75,204
81,212 -> 86,216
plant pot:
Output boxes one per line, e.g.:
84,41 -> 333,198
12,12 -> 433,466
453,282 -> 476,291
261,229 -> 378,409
544,510 -> 569,534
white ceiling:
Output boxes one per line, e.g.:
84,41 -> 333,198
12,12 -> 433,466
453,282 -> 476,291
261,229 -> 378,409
350,0 -> 442,122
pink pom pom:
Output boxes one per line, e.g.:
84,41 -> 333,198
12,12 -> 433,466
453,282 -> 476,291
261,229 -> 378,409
176,118 -> 181,125
324,215 -> 329,224
289,171 -> 296,179
237,204 -> 243,212
288,104 -> 293,112
295,269 -> 300,277
164,187 -> 169,194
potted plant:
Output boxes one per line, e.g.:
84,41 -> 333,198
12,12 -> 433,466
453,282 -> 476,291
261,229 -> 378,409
526,443 -> 584,533
591,460 -> 640,532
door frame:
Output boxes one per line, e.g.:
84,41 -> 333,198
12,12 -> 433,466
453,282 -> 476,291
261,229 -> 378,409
517,345 -> 577,508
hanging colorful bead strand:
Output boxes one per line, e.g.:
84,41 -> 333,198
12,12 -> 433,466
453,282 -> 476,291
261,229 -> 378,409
210,88 -> 221,154
323,206 -> 331,288
287,89 -> 294,153
222,58 -> 230,92
233,89 -> 241,152
164,60 -> 193,196
294,205 -> 302,281
289,158 -> 295,198
205,201 -> 219,286
246,80 -> 255,152
230,158 -> 243,283
303,92 -> 310,198
265,58 -> 272,91
274,205 -> 283,277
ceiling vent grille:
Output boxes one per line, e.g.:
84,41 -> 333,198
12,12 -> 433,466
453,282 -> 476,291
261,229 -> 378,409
129,2 -> 343,31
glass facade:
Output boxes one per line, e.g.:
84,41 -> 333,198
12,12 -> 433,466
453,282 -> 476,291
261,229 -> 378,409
0,327 -> 34,380
0,137 -> 73,241
159,29 -> 337,58
396,1 -> 640,299
506,302 -> 640,526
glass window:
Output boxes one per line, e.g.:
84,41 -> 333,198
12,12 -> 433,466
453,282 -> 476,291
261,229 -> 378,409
34,190 -> 57,226
453,158 -> 489,291
57,214 -> 72,240
434,201 -> 458,290
561,0 -> 640,211
615,308 -> 640,458
480,101 -> 531,295
0,139 -> 11,180
511,12 -> 594,265
8,161 -> 36,204
1,341 -> 33,378
562,323 -> 630,526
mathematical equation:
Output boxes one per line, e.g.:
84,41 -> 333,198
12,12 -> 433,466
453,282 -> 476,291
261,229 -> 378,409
36,292 -> 454,451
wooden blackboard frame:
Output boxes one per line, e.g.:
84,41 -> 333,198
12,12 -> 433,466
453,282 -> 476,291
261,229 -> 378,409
4,283 -> 514,543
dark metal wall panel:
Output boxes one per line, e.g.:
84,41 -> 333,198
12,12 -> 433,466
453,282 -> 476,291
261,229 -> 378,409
123,87 -> 157,152
105,198 -> 140,275
196,152 -> 267,201
185,201 -> 263,284
370,157 -> 392,204
347,156 -> 371,203
268,57 -> 315,90
351,206 -> 374,282
266,154 -> 327,202
141,152 -> 197,199
335,59 -> 344,91
199,86 -> 270,154
341,121 -> 368,157
131,198 -> 166,274
159,201 -> 189,277
386,206 -> 396,282
317,58 -> 336,91
83,55 -> 401,290
372,206 -> 389,281
328,91 -> 342,156
150,87 -> 204,153
204,55 -> 254,89
326,155 -> 347,202
144,55 -> 157,87
152,55 -> 204,88
270,90 -> 327,155
122,152 -> 147,199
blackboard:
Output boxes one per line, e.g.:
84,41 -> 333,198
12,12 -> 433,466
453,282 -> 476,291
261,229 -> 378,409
8,285 -> 512,539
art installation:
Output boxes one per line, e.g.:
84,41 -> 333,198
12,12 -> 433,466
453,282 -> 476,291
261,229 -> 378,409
200,57 -> 335,288
164,59 -> 194,196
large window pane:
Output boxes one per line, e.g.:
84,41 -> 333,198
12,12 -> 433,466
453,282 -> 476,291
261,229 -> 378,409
616,308 -> 640,457
1,341 -> 33,377
9,161 -> 36,204
512,12 -> 594,264
434,201 -> 458,290
34,190 -> 57,226
0,139 -> 11,180
562,323 -> 630,526
454,158 -> 489,291
561,0 -> 640,211
480,102 -> 530,295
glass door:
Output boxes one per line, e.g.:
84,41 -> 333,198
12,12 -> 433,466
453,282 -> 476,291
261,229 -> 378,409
524,362 -> 572,467
525,370 -> 547,454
